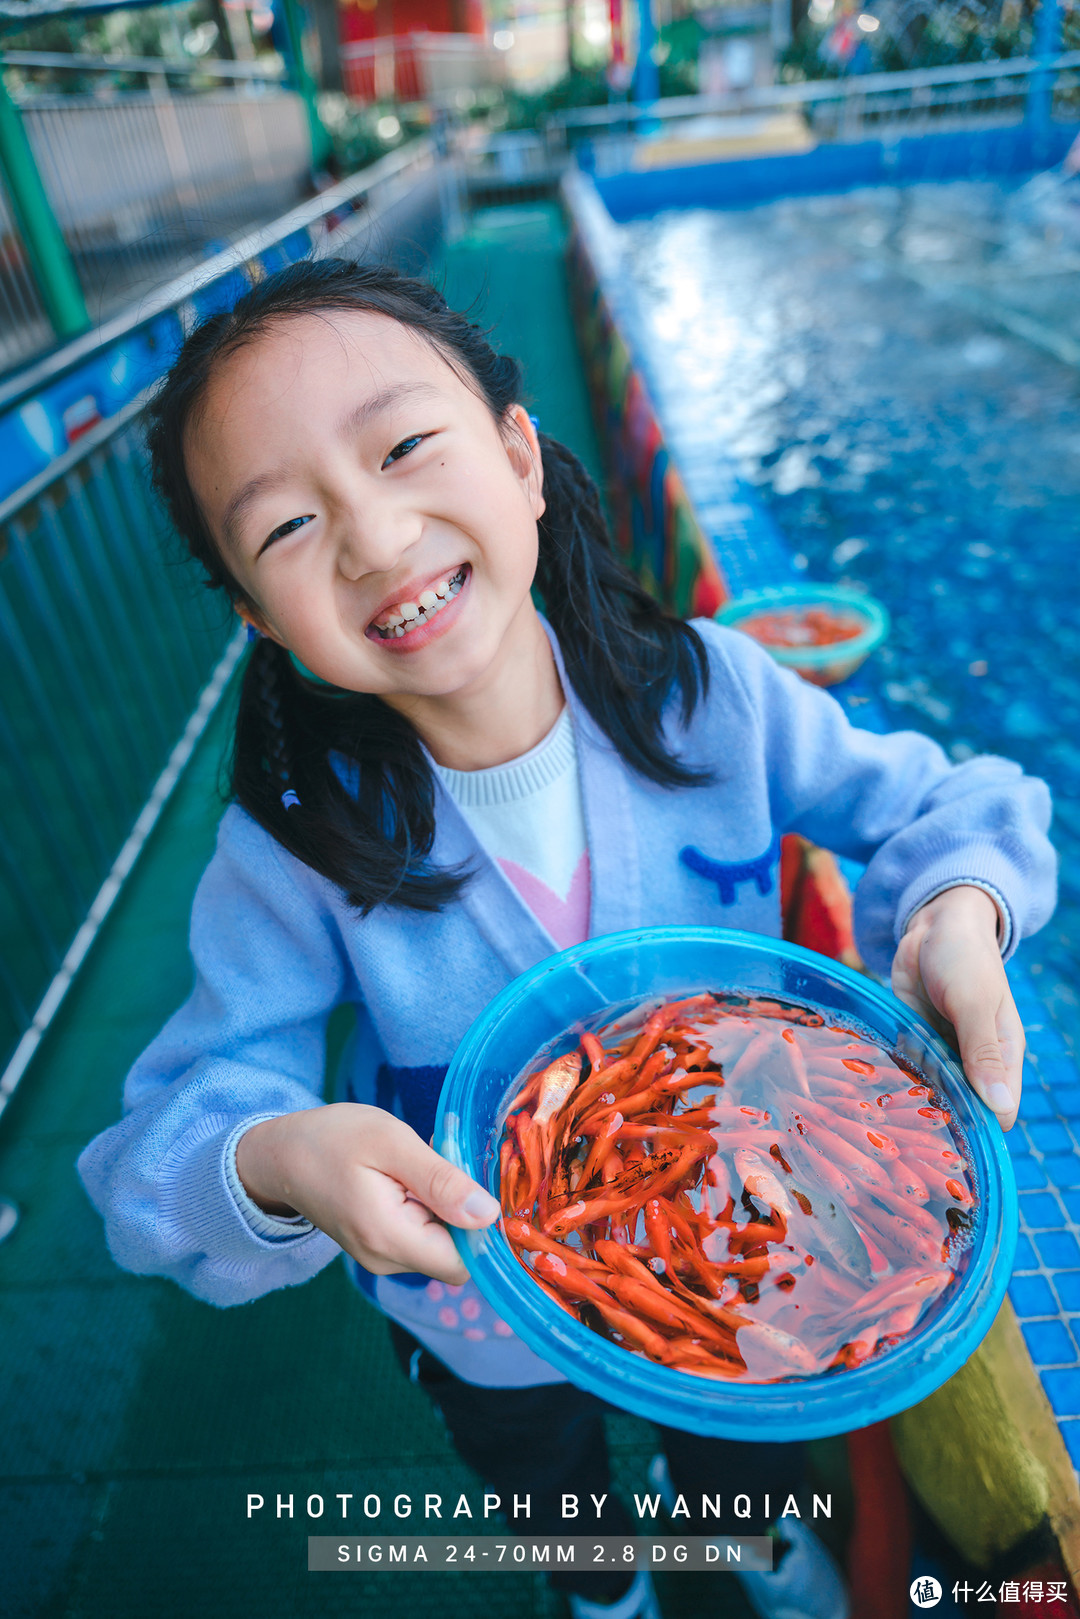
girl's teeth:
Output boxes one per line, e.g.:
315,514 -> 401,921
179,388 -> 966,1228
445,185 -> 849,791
377,568 -> 467,637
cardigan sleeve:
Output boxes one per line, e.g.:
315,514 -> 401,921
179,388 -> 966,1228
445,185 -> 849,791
700,621 -> 1057,976
76,806 -> 347,1306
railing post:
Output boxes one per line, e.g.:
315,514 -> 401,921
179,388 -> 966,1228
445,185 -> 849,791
276,0 -> 333,170
1026,0 -> 1061,137
0,69 -> 88,339
633,0 -> 659,103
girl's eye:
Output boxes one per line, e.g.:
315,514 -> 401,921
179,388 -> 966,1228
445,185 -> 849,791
382,434 -> 426,468
260,514 -> 314,553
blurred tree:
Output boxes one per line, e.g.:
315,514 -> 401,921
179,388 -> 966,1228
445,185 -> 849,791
779,0 -> 1036,79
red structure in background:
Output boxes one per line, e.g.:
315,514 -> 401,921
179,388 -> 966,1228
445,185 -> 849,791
338,0 -> 487,100
340,0 -> 485,44
607,0 -> 631,92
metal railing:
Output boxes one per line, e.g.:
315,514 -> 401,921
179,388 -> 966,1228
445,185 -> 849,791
0,396 -> 242,1111
0,51 -> 311,368
0,172 -> 50,372
340,32 -> 505,106
464,127 -> 563,193
4,50 -> 285,82
544,51 -> 1080,167
0,136 -> 450,1113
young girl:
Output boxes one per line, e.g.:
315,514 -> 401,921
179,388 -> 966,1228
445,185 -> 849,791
79,259 -> 1055,1619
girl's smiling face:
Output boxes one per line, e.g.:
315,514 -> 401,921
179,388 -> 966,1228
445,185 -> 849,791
185,309 -> 547,704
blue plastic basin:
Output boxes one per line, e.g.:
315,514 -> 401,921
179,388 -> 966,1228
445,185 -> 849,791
435,927 -> 1016,1440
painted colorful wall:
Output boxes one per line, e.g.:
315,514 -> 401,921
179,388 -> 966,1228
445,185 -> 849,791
566,220 -> 729,624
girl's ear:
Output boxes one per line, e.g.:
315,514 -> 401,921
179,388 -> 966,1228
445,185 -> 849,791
504,403 -> 546,521
234,601 -> 284,647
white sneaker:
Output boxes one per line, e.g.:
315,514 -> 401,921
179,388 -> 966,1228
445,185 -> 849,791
645,1455 -> 848,1619
647,1451 -> 675,1508
568,1570 -> 661,1619
739,1518 -> 850,1619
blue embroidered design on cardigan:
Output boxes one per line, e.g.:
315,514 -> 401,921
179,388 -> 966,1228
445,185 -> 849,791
348,1062 -> 450,1290
680,833 -> 783,905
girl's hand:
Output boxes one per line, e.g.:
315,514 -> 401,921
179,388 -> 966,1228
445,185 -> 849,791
235,1103 -> 500,1284
891,885 -> 1023,1130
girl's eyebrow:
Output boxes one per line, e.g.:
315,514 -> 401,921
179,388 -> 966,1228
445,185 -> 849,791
221,382 -> 441,551
222,471 -> 290,552
335,380 -> 440,438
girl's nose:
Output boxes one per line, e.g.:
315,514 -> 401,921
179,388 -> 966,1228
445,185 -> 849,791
336,504 -> 422,583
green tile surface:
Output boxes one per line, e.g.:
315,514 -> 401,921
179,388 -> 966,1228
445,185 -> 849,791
436,204 -> 604,489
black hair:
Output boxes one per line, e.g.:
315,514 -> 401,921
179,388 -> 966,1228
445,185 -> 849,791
146,257 -> 710,913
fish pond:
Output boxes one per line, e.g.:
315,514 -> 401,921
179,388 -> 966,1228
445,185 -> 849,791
618,176 -> 1080,1010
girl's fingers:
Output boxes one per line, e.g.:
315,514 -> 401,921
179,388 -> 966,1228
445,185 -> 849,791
995,996 -> 1027,1101
939,981 -> 1023,1128
242,1105 -> 493,1282
368,1113 -> 501,1229
893,901 -> 1026,1131
343,1173 -> 472,1282
890,974 -> 955,1048
359,1196 -> 471,1284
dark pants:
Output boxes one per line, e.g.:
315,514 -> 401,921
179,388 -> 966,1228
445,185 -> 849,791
389,1323 -> 804,1603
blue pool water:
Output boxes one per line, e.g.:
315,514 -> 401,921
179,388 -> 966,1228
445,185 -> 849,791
619,179 -> 1080,1017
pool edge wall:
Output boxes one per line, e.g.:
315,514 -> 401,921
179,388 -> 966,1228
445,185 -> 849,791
562,167 -> 780,616
591,123 -> 1080,224
560,148 -> 1080,1594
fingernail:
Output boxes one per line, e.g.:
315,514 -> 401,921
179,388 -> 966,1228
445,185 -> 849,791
461,1188 -> 500,1222
986,1082 -> 1015,1114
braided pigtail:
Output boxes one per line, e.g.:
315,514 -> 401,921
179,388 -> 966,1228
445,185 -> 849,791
534,433 -> 710,788
233,638 -> 470,912
252,640 -> 301,811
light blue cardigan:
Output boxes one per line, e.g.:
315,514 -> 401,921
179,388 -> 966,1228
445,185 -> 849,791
77,620 -> 1056,1384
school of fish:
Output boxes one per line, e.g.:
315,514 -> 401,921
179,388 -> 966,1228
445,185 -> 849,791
498,992 -> 974,1382
738,606 -> 865,651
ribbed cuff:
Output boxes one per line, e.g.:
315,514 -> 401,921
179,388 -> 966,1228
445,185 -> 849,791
222,1117 -> 316,1242
894,850 -> 1019,961
899,878 -> 1013,958
154,1112 -> 332,1268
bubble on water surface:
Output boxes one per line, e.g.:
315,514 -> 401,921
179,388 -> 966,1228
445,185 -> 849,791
962,336 -> 1007,368
1003,700 -> 1052,740
771,446 -> 820,494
